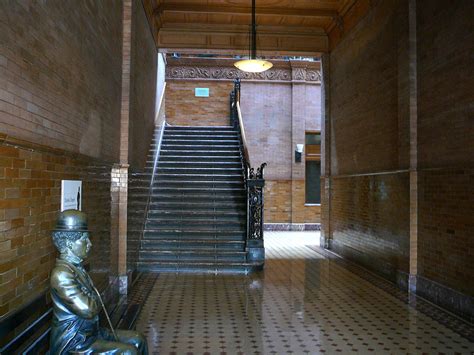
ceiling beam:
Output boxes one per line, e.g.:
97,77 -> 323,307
157,27 -> 328,56
159,23 -> 327,35
154,4 -> 338,19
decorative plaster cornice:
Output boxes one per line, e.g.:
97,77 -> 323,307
165,58 -> 321,84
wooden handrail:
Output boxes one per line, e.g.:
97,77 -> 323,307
236,101 -> 251,167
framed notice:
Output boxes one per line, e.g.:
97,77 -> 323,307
61,180 -> 82,211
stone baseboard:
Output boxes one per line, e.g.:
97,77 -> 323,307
413,275 -> 474,323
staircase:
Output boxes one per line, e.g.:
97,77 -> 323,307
137,125 -> 259,273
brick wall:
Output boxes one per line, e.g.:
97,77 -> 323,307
326,0 -> 473,318
0,136 -> 113,317
165,81 -> 232,126
0,0 -> 122,161
0,1 -> 122,317
328,0 -> 410,283
129,0 -> 157,170
241,83 -> 292,180
416,0 -> 474,298
330,173 -> 410,282
242,82 -> 321,223
265,180 -> 292,223
330,0 -> 408,175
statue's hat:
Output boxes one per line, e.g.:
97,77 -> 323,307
54,209 -> 89,232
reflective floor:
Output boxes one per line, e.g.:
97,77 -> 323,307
135,232 -> 474,354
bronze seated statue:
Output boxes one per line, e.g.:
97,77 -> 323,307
50,210 -> 148,354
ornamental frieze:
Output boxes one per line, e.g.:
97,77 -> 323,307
166,64 -> 320,83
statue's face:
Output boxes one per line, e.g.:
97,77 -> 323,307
69,232 -> 92,259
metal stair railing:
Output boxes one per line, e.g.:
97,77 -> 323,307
229,78 -> 266,265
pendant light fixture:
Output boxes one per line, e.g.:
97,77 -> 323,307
234,0 -> 273,73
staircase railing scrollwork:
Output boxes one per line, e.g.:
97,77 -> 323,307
229,78 -> 266,267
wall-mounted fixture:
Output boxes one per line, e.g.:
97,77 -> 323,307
234,0 -> 273,73
295,144 -> 304,163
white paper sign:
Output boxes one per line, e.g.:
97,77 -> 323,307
61,180 -> 82,211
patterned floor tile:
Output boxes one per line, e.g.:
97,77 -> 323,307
135,232 -> 474,354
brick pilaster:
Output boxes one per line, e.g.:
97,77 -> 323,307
320,54 -> 331,248
110,0 -> 132,287
290,61 -> 307,224
408,0 -> 418,293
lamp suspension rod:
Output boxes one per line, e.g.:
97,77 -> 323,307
251,0 -> 256,59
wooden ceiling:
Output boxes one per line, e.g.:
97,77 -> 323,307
142,0 -> 366,56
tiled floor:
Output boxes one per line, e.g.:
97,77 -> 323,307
135,232 -> 474,354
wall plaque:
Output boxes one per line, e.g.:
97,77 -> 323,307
195,88 -> 210,97
61,180 -> 82,211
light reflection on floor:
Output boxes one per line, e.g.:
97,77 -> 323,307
135,231 -> 473,354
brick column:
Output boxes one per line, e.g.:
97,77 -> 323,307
320,54 -> 331,248
110,164 -> 129,293
408,0 -> 418,294
110,0 -> 132,293
290,61 -> 307,224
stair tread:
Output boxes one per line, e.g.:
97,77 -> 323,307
137,261 -> 261,266
151,188 -> 245,193
144,228 -> 244,232
142,239 -> 244,243
140,249 -> 246,254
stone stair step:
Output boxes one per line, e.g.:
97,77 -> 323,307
139,250 -> 247,262
156,170 -> 242,176
154,173 -> 243,181
159,156 -> 241,162
143,230 -> 245,240
158,149 -> 240,156
164,134 -> 238,139
147,201 -> 246,214
141,239 -> 244,249
137,261 -> 261,274
148,209 -> 245,216
165,126 -> 235,130
159,144 -> 240,151
152,180 -> 244,189
145,221 -> 245,229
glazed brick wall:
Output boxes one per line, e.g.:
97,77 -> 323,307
330,0 -> 409,175
0,0 -> 122,161
0,1 -> 122,318
292,180 -> 321,223
241,82 -> 321,223
241,83 -> 292,180
128,0 -> 157,170
417,169 -> 474,296
0,136 -> 113,318
304,85 -> 322,132
416,1 -> 474,169
265,180 -> 292,223
241,82 -> 322,179
264,179 -> 321,224
416,0 -> 474,296
330,173 -> 410,283
165,81 -> 232,126
328,0 -> 410,283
